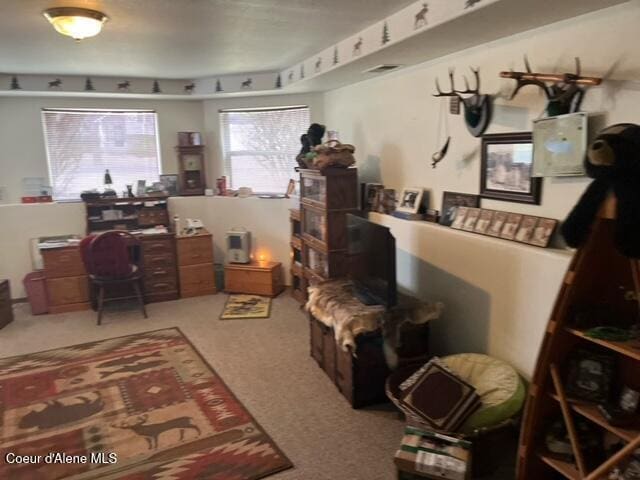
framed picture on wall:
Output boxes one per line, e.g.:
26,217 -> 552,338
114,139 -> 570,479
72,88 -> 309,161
439,191 -> 480,226
480,132 -> 542,205
159,174 -> 179,196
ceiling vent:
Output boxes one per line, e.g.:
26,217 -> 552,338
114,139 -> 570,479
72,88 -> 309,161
363,64 -> 403,74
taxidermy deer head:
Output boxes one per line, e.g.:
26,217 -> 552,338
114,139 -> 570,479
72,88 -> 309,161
433,68 -> 492,137
500,56 -> 602,117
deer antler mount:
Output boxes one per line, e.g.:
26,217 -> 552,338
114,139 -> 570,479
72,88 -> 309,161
433,67 -> 492,138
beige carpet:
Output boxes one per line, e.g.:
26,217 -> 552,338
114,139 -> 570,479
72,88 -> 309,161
1,293 -> 515,480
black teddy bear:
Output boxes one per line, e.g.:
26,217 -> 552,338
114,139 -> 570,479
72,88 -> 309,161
296,123 -> 326,169
561,123 -> 640,257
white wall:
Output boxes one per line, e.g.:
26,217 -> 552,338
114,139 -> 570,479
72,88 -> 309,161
323,2 -> 640,376
0,97 -> 205,204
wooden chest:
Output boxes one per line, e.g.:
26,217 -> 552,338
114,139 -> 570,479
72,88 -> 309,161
0,280 -> 13,329
176,231 -> 216,298
140,235 -> 179,303
309,314 -> 389,408
224,261 -> 284,297
41,246 -> 90,314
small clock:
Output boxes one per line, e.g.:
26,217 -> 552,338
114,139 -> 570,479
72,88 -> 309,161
176,145 -> 206,196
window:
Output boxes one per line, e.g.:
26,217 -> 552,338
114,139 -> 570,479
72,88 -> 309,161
220,105 -> 310,194
42,109 -> 161,201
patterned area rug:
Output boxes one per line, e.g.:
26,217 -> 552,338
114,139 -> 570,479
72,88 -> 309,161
0,328 -> 292,480
220,295 -> 271,320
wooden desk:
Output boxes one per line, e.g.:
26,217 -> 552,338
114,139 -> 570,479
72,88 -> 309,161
40,232 -> 180,311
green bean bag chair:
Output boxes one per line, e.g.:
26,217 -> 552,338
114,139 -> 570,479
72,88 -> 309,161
441,353 -> 526,433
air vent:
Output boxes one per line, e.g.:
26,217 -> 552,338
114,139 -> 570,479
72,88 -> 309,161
363,64 -> 403,74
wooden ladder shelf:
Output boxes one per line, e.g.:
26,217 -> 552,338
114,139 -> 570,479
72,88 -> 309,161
518,196 -> 640,479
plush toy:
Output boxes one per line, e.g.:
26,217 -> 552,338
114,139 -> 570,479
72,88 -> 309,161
561,123 -> 640,257
295,123 -> 326,169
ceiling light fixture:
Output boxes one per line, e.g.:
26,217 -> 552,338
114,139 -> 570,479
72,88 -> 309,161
43,7 -> 108,40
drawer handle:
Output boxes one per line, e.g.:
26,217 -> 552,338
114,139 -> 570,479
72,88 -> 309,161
149,243 -> 166,250
152,270 -> 167,276
153,282 -> 170,288
190,253 -> 201,258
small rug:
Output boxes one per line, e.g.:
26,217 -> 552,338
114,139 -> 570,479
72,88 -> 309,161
0,327 -> 292,480
220,295 -> 272,320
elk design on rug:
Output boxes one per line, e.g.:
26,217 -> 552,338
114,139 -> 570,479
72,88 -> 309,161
113,414 -> 201,450
19,392 -> 104,430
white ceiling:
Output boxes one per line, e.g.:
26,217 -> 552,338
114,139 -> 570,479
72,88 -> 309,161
0,0 -> 416,79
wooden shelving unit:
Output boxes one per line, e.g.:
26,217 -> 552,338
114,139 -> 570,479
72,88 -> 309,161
290,208 -> 307,304
518,196 -> 640,479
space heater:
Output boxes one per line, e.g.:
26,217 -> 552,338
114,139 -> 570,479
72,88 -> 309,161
226,230 -> 251,264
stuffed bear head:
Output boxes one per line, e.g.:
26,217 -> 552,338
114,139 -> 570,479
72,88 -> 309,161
585,123 -> 640,179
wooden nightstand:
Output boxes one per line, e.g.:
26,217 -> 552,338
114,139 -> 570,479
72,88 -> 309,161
224,261 -> 284,297
0,280 -> 13,329
176,229 -> 216,298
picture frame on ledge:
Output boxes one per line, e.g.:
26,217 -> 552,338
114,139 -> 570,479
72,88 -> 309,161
480,132 -> 541,205
439,191 -> 480,227
397,187 -> 423,214
159,174 -> 179,196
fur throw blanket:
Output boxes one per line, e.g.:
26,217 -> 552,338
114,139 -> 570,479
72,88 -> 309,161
306,280 -> 444,356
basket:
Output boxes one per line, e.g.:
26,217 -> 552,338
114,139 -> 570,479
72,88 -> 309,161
386,364 -> 519,477
312,140 -> 356,170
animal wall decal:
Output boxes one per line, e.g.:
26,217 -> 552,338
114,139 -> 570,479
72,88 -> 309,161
353,37 -> 363,56
112,414 -> 201,450
215,79 -> 223,92
48,78 -> 62,89
84,77 -> 95,91
500,56 -> 602,117
241,78 -> 253,89
152,80 -> 161,93
275,74 -> 282,89
117,80 -> 131,91
433,67 -> 492,137
382,21 -> 390,45
333,47 -> 339,65
415,3 -> 429,29
288,71 -> 294,82
465,0 -> 482,8
315,57 -> 322,72
184,82 -> 195,93
300,64 -> 305,79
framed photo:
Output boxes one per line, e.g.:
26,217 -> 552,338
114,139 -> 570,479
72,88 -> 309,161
486,211 -> 508,237
451,207 -> 469,230
532,112 -> 587,177
474,210 -> 494,234
500,213 -> 523,240
136,180 -> 146,197
178,131 -> 202,146
481,132 -> 542,204
462,208 -> 481,231
364,183 -> 384,211
565,349 -> 615,403
159,174 -> 179,196
515,215 -> 538,243
439,191 -> 480,227
397,187 -> 423,214
529,218 -> 558,248
376,188 -> 396,214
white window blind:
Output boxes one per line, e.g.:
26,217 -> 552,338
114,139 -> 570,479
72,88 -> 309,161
220,105 -> 310,194
42,109 -> 161,201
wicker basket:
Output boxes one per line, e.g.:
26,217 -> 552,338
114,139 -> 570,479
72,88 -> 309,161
386,364 -> 519,477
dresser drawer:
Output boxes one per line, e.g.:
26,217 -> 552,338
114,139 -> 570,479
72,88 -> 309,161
143,253 -> 176,269
42,248 -> 86,278
177,236 -> 213,266
144,265 -> 176,283
179,264 -> 216,297
47,276 -> 89,306
144,277 -> 178,294
141,238 -> 174,256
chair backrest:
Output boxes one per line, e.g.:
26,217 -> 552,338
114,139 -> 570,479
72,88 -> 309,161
80,231 -> 138,278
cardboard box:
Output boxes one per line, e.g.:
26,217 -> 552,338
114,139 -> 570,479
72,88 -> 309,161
395,427 -> 471,480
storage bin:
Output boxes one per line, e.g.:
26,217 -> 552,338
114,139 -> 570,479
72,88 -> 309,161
23,271 -> 49,315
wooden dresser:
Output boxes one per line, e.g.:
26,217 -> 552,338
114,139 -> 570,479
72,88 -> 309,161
41,246 -> 90,313
0,280 -> 13,329
176,230 -> 216,298
139,233 -> 179,303
224,261 -> 284,297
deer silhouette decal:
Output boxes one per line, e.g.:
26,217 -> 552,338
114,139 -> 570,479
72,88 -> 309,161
414,4 -> 429,29
117,80 -> 131,91
353,37 -> 363,56
48,78 -> 62,89
113,414 -> 201,450
433,67 -> 492,137
241,78 -> 253,89
184,82 -> 195,93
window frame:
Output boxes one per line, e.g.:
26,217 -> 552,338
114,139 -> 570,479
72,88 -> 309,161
219,105 -> 310,195
41,108 -> 162,202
